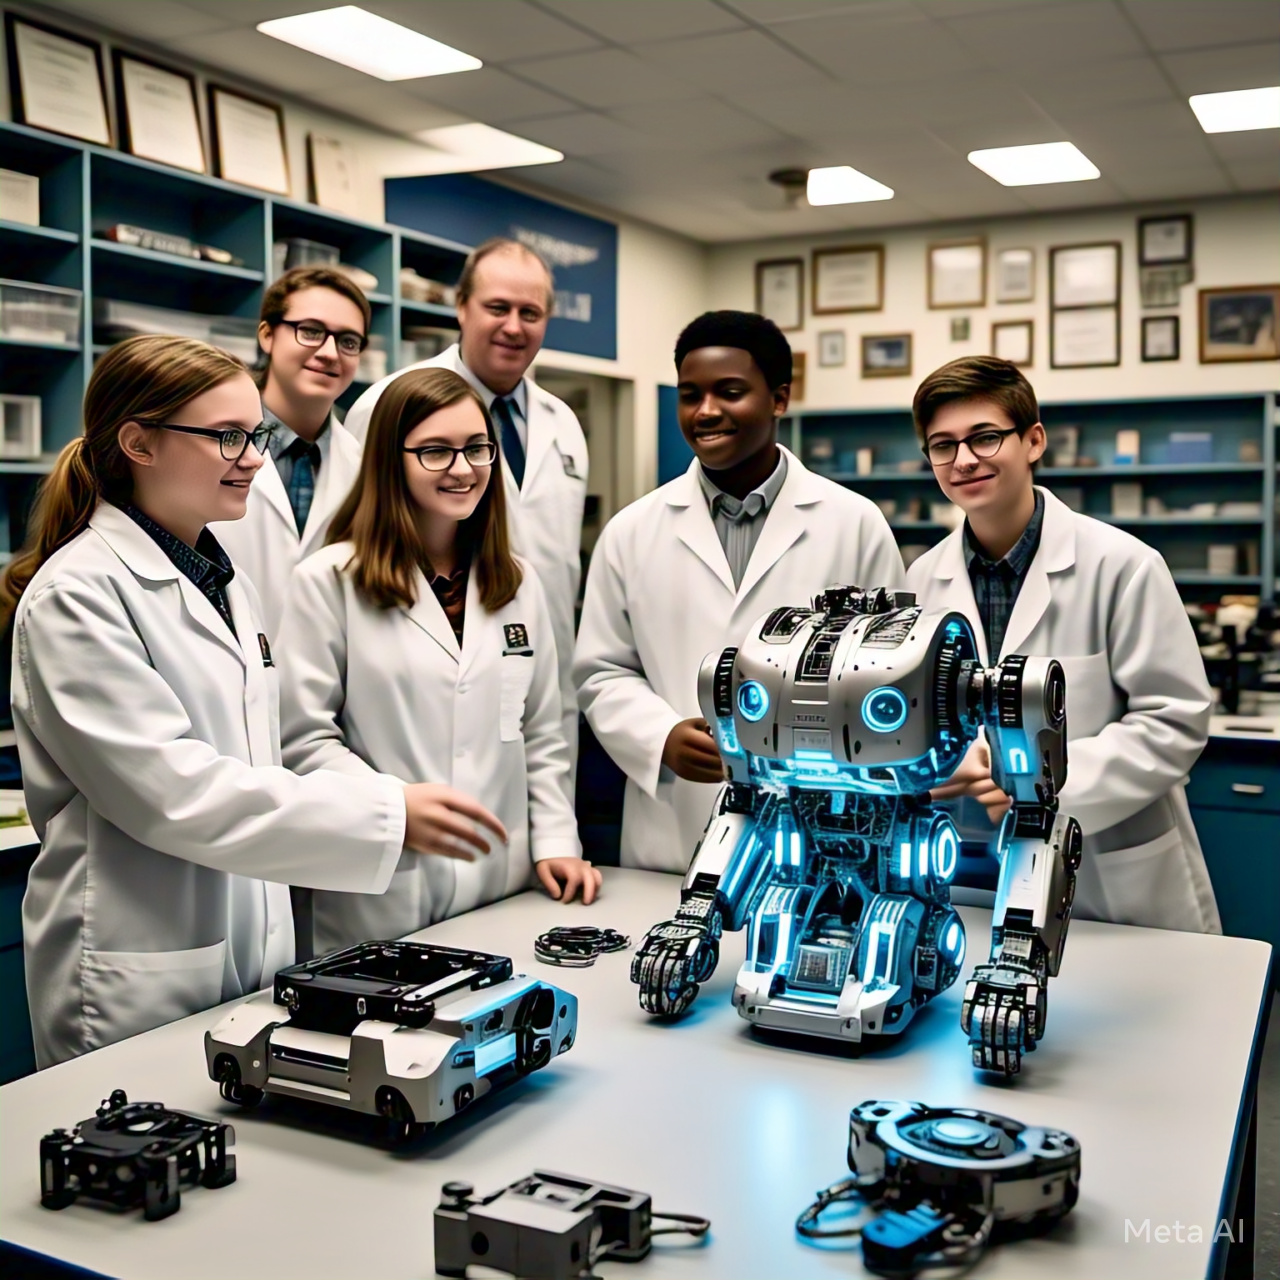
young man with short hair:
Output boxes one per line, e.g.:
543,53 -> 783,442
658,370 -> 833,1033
907,356 -> 1219,932
574,310 -> 904,873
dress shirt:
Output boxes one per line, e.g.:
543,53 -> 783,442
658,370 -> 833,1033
265,406 -> 329,534
696,450 -> 788,590
962,488 -> 1045,660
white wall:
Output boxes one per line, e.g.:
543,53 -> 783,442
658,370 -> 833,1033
707,194 -> 1280,411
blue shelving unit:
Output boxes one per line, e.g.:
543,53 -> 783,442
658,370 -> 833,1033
787,392 -> 1278,603
0,119 -> 472,559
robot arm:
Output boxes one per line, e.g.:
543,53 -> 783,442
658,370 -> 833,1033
961,657 -> 1082,1074
630,784 -> 775,1016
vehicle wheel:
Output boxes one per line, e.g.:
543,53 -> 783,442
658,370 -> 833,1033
375,1086 -> 425,1145
215,1055 -> 264,1108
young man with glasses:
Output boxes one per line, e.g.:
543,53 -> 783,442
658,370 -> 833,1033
906,356 -> 1219,934
210,266 -> 371,638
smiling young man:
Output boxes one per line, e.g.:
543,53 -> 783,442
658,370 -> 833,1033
906,356 -> 1220,933
209,265 -> 370,638
574,310 -> 903,873
345,239 -> 588,768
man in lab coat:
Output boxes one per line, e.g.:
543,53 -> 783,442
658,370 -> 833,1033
907,356 -> 1220,933
344,239 -> 588,764
574,310 -> 904,873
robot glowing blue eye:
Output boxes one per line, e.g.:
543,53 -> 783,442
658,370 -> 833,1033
942,920 -> 965,965
737,680 -> 769,722
861,686 -> 908,733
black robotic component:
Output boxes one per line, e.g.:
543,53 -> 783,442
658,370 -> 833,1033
534,927 -> 631,967
796,1100 -> 1080,1275
40,1089 -> 235,1221
435,1171 -> 710,1280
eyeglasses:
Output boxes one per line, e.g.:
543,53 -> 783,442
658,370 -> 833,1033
403,441 -> 498,471
152,422 -> 274,462
923,426 -> 1020,467
277,319 -> 367,357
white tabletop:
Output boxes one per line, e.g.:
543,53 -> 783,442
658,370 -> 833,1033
0,869 -> 1271,1280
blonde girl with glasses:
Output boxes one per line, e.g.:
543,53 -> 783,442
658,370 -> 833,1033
277,366 -> 599,955
1,336 -> 504,1067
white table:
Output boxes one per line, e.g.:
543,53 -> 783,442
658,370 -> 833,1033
0,869 -> 1271,1280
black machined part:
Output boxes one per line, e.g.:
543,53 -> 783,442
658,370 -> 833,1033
40,1090 -> 235,1221
798,621 -> 848,682
861,608 -> 920,649
719,782 -> 759,815
996,655 -> 1027,727
435,1170 -> 709,1279
274,941 -> 513,1035
711,646 -> 738,716
760,606 -> 811,642
534,927 -> 631,968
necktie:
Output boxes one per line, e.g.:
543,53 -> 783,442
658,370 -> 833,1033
286,438 -> 321,534
491,395 -> 525,488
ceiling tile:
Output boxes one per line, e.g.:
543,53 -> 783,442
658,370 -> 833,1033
1012,177 -> 1132,211
165,29 -> 375,94
638,28 -> 824,93
913,0 -> 1062,13
509,48 -> 703,108
1223,159 -> 1280,191
1160,42 -> 1280,96
1203,129 -> 1280,165
400,67 -> 579,121
610,99 -> 788,149
318,84 -> 468,134
1121,1 -> 1280,52
1015,55 -> 1175,113
517,111 -> 652,155
537,0 -> 744,43
169,0 -> 309,21
768,10 -> 985,84
365,0 -> 601,63
1107,165 -> 1234,202
42,0 -> 236,39
943,2 -> 1147,68
723,1 -> 904,25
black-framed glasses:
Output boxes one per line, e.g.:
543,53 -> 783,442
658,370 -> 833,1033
152,422 -> 274,462
404,441 -> 498,472
923,426 -> 1020,467
277,319 -> 367,357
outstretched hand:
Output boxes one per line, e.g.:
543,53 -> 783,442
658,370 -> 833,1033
662,717 -> 725,784
402,783 -> 507,860
536,857 -> 602,904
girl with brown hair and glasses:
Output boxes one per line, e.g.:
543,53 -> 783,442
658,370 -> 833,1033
1,336 -> 504,1067
277,366 -> 599,953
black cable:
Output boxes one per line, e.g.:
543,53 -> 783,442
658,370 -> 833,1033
795,1176 -> 877,1239
650,1209 -> 711,1238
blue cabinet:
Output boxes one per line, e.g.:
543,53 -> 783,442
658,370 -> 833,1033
0,842 -> 37,1082
1188,741 -> 1280,984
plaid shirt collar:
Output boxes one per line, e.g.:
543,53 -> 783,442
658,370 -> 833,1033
962,488 -> 1045,577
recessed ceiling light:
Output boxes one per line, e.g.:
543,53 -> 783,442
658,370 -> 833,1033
410,124 -> 563,173
806,166 -> 894,206
968,141 -> 1100,186
1189,86 -> 1280,133
257,6 -> 481,81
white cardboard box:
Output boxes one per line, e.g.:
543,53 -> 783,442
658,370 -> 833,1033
0,168 -> 39,226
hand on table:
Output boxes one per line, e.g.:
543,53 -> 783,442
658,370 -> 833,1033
536,858 -> 602,904
662,718 -> 725,784
402,783 -> 507,860
930,739 -> 1012,825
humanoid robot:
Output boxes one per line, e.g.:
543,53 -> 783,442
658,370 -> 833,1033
630,586 -> 1081,1076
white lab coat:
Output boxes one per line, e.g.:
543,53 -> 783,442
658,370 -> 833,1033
344,346 -> 587,761
209,413 -> 362,639
13,504 -> 406,1067
907,486 -> 1220,933
574,448 -> 905,872
277,542 -> 580,954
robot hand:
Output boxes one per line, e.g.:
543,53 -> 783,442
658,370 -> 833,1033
630,892 -> 723,1017
961,963 -> 1046,1076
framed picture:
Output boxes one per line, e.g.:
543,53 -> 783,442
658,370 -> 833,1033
1051,242 -> 1121,308
1141,315 -> 1180,362
928,238 -> 986,309
755,258 -> 803,331
992,319 -> 1033,367
1141,264 -> 1192,309
950,316 -> 971,342
5,14 -> 110,145
308,133 -> 361,216
208,84 -> 290,195
113,51 -> 205,174
1051,305 -> 1120,368
994,247 -> 1035,303
1139,214 -> 1193,267
791,351 -> 807,402
861,333 -> 912,378
1198,285 -> 1280,363
817,330 -> 846,368
813,245 -> 883,314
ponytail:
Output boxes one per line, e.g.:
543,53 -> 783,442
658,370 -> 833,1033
0,335 -> 246,625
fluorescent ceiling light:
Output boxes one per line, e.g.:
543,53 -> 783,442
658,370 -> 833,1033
1189,86 -> 1280,133
968,141 -> 1099,186
806,166 -> 894,206
411,124 -> 563,173
257,6 -> 481,81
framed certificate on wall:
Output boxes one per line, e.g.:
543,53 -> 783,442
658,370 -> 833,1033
114,51 -> 205,173
208,84 -> 290,195
755,258 -> 804,331
813,245 -> 884,314
5,14 -> 110,145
